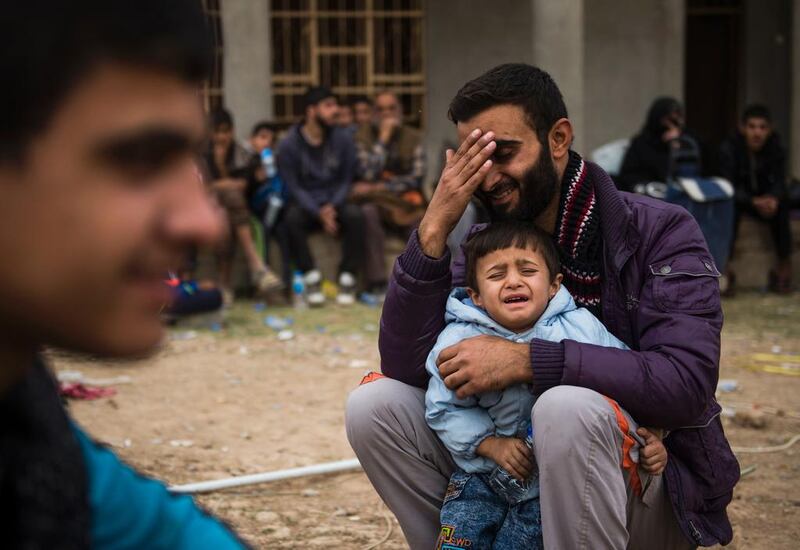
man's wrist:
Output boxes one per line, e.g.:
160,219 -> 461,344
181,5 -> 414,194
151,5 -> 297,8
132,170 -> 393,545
529,339 -> 566,394
418,220 -> 448,258
512,341 -> 533,384
397,229 -> 452,283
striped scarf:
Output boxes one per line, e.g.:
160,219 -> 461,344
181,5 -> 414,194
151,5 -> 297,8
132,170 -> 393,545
554,151 -> 603,318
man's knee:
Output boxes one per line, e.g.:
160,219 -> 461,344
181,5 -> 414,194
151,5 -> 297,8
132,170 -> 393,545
345,377 -> 424,450
532,385 -> 617,442
360,202 -> 380,220
283,205 -> 306,227
339,203 -> 365,225
345,380 -> 386,442
360,203 -> 383,228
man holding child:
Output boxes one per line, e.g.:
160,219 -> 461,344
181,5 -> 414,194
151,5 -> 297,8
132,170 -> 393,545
346,64 -> 738,549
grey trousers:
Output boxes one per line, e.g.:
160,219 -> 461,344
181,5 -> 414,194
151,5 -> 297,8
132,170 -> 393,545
360,203 -> 387,286
345,378 -> 694,550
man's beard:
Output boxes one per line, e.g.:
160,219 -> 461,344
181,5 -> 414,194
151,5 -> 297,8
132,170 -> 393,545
478,148 -> 560,222
315,114 -> 333,133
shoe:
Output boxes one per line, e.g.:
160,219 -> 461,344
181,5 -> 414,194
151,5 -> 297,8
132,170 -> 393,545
359,284 -> 386,305
720,270 -> 736,298
768,268 -> 793,295
221,287 -> 234,309
336,272 -> 356,306
368,283 -> 387,303
253,268 -> 284,294
304,269 -> 325,306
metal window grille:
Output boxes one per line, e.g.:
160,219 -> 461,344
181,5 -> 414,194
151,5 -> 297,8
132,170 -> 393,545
201,0 -> 224,111
270,0 -> 425,127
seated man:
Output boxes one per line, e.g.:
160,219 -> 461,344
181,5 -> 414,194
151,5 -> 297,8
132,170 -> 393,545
337,102 -> 356,131
347,95 -> 374,130
346,64 -> 739,549
719,104 -> 792,293
353,90 -> 427,296
277,87 -> 365,306
202,108 -> 282,302
351,95 -> 375,128
338,96 -> 374,136
0,0 -> 247,547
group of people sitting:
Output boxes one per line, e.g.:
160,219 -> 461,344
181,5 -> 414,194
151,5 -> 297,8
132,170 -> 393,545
616,98 -> 793,294
199,87 -> 426,307
200,89 -> 794,311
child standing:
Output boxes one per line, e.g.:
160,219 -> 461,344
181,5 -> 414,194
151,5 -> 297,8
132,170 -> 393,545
426,222 -> 667,549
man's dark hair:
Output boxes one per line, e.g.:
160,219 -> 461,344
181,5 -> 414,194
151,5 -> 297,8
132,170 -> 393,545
251,120 -> 278,136
348,95 -> 373,107
210,109 -> 234,131
464,221 -> 561,291
303,86 -> 337,109
1,0 -> 213,162
448,64 -> 568,145
742,104 -> 771,124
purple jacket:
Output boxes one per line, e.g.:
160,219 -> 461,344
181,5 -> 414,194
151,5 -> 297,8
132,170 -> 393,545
379,161 -> 739,546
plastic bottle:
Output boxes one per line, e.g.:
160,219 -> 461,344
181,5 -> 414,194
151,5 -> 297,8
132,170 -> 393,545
291,270 -> 306,309
526,424 -> 538,479
263,192 -> 284,229
260,148 -> 284,229
486,425 -> 536,505
261,148 -> 277,178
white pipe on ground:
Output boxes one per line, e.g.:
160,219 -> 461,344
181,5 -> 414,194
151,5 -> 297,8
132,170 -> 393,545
168,458 -> 362,494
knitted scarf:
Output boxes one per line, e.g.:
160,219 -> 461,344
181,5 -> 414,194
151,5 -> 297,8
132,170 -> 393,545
554,151 -> 603,318
0,359 -> 91,549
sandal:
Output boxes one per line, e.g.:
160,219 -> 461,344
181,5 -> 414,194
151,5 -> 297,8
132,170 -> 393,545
253,268 -> 284,294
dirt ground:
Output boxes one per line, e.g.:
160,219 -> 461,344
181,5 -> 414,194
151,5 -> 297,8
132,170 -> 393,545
52,291 -> 799,549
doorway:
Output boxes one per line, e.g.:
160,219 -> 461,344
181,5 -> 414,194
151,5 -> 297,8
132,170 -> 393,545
684,0 -> 743,169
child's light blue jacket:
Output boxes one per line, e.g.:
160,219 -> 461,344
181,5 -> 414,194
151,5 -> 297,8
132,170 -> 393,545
425,286 -> 628,473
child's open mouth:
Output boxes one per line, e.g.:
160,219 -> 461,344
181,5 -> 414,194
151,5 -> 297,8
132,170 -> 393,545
503,295 -> 529,304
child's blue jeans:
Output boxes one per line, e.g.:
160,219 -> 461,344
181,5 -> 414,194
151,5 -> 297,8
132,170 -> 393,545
437,469 -> 543,549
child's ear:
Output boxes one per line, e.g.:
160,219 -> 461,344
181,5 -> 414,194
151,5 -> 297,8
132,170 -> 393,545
467,287 -> 484,308
549,273 -> 563,299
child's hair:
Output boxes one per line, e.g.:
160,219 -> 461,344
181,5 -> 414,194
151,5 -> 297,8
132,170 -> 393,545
464,221 -> 561,291
251,120 -> 278,137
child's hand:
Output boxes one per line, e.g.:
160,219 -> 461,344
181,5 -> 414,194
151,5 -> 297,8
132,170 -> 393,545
476,436 -> 533,482
637,427 -> 668,475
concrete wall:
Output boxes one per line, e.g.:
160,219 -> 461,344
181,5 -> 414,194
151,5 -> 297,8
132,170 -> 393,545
220,1 -> 794,177
423,0 -> 534,186
582,0 -> 685,156
744,0 -> 792,152
530,0 -> 585,150
424,0 -> 685,166
220,0 -> 272,142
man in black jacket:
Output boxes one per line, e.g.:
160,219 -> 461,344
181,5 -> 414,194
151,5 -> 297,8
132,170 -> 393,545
618,97 -> 704,192
719,104 -> 792,293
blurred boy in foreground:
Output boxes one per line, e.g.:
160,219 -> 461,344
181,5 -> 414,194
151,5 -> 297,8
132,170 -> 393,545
0,1 -> 248,547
